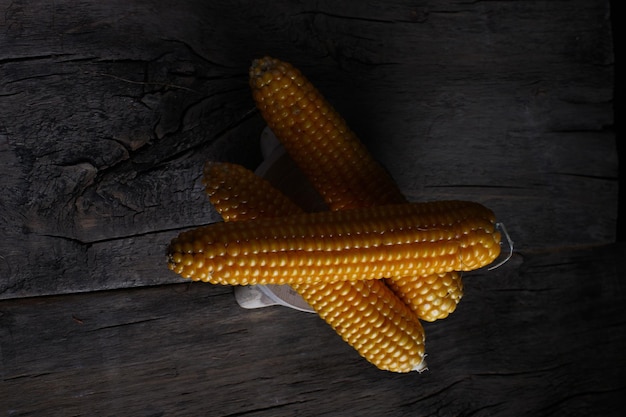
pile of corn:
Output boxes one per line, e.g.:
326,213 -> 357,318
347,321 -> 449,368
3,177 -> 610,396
167,57 -> 502,373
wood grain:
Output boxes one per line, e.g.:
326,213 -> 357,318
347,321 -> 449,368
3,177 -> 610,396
0,0 -> 616,299
0,1 -> 620,415
1,245 -> 624,416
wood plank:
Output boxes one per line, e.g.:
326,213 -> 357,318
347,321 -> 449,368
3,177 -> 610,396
0,1 -> 616,299
1,244 -> 625,416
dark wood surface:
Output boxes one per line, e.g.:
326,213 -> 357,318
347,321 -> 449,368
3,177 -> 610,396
1,0 -> 622,415
1,245 -> 624,416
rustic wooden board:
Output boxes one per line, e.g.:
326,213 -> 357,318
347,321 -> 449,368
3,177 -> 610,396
0,0 -> 616,299
1,244 -> 624,416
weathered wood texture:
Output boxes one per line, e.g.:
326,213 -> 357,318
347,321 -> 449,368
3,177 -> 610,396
0,0 -> 616,299
1,245 -> 625,416
0,0 -> 621,416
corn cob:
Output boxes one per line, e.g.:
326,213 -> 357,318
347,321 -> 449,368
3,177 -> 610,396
202,161 -> 301,222
249,56 -> 465,321
294,279 -> 426,372
167,200 -> 501,286
202,161 -> 426,372
387,272 -> 463,322
249,56 -> 405,210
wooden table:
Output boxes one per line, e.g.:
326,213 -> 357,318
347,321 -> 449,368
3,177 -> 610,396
1,1 -> 622,415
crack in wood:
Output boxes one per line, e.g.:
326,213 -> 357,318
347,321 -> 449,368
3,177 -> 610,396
537,386 -> 626,415
97,72 -> 203,94
37,223 -> 197,247
220,399 -> 314,417
547,171 -> 618,181
4,71 -> 75,84
400,379 -> 467,407
459,402 -> 507,417
471,363 -> 568,378
88,317 -> 165,332
295,10 -> 401,25
0,54 -> 74,65
425,184 -> 530,189
4,371 -> 53,381
489,287 -> 556,293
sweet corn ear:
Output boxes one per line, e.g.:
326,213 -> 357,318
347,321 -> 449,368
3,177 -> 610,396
167,200 -> 501,285
249,56 -> 405,210
203,161 -> 301,221
293,279 -> 426,372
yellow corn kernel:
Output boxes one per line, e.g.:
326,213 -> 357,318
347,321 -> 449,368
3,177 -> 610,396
249,56 -> 405,210
203,161 -> 302,221
167,200 -> 501,286
292,279 -> 425,372
202,162 -> 426,372
249,56 -> 464,321
387,272 -> 464,322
